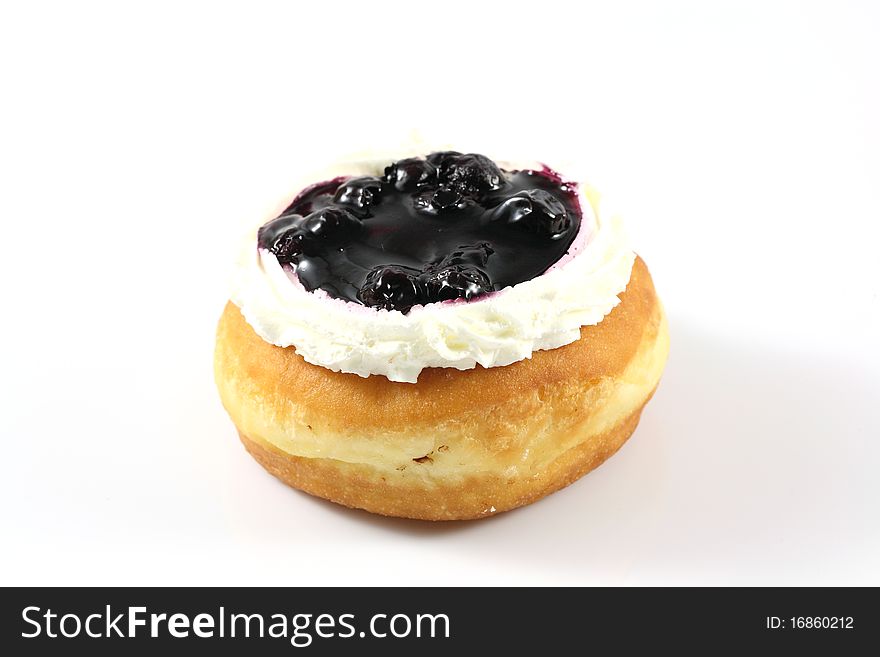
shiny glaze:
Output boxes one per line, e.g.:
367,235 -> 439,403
258,152 -> 581,313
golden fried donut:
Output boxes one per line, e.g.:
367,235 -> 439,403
214,255 -> 669,521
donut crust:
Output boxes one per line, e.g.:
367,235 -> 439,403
215,256 -> 669,520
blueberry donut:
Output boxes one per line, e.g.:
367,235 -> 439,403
214,151 -> 669,520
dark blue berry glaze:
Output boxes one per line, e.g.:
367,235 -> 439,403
257,153 -> 581,313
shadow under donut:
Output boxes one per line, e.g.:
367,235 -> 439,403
304,316 -> 879,584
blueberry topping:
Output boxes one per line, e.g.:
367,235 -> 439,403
425,151 -> 462,167
424,265 -> 492,301
433,242 -> 494,269
257,207 -> 361,263
492,189 -> 571,239
358,259 -> 493,311
430,186 -> 464,211
333,176 -> 383,213
271,231 -> 307,261
438,153 -> 505,196
412,186 -> 469,215
257,213 -> 305,262
258,153 -> 581,313
301,207 -> 362,241
384,158 -> 436,191
358,265 -> 424,313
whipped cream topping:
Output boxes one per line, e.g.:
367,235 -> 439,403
230,158 -> 635,383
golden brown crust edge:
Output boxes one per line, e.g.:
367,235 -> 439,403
215,256 -> 669,520
237,399 -> 651,521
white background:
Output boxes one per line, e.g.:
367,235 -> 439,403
2,1 -> 878,586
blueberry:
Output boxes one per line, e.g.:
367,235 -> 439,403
432,152 -> 505,196
384,158 -> 436,191
333,176 -> 383,213
423,265 -> 492,301
358,265 -> 424,313
258,213 -> 306,263
431,186 -> 464,210
301,207 -> 362,241
492,189 -> 570,238
412,186 -> 466,214
256,207 -> 360,263
422,243 -> 494,302
425,151 -> 462,168
490,195 -> 532,224
271,231 -> 307,262
412,190 -> 434,213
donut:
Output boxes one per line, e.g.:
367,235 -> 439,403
214,151 -> 669,520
